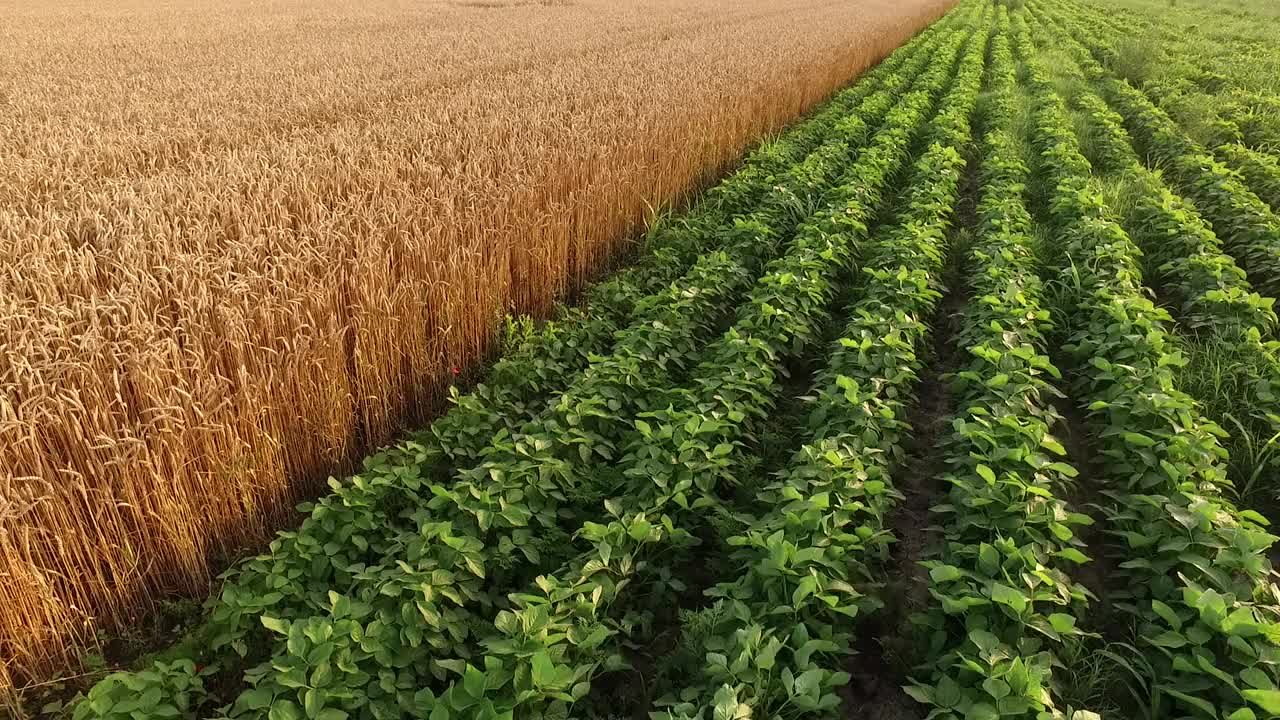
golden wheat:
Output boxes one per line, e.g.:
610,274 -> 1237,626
0,0 -> 950,702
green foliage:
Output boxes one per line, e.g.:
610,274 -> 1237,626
653,12 -> 992,717
499,315 -> 540,356
907,18 -> 1095,719
1019,10 -> 1280,718
1179,335 -> 1280,500
70,661 -> 206,720
1216,144 -> 1280,213
1108,35 -> 1164,88
1034,9 -> 1280,523
435,21 -> 988,715
1097,64 -> 1280,300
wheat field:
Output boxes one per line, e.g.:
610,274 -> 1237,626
0,0 -> 950,702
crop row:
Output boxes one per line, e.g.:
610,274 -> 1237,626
1214,145 -> 1280,215
581,12 -> 987,716
1016,10 -> 1280,720
907,14 -> 1097,720
1025,0 -> 1280,301
382,14 -> 988,718
1148,79 -> 1280,156
1102,60 -> 1280,217
67,5 -> 985,719
1223,94 -> 1280,152
1017,4 -> 1280,500
1034,0 -> 1280,148
1061,0 -> 1280,156
1057,0 -> 1280,217
1099,73 -> 1280,301
1066,83 -> 1274,334
648,10 -> 991,716
1067,0 -> 1273,105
